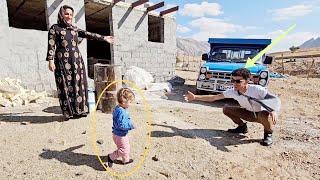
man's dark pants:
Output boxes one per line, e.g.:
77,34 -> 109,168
223,106 -> 273,133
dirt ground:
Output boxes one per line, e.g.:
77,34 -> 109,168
1,70 -> 319,180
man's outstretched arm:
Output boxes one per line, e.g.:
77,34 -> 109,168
184,91 -> 225,102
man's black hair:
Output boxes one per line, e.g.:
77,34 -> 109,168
231,68 -> 251,80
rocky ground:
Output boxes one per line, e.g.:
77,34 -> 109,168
0,70 -> 319,180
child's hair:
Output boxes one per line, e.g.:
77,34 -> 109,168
117,88 -> 135,104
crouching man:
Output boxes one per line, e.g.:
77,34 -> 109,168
184,68 -> 280,146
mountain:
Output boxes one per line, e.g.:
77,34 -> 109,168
176,38 -> 210,56
300,37 -> 320,49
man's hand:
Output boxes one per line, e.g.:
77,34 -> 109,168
48,60 -> 55,72
104,36 -> 114,44
184,91 -> 196,102
269,111 -> 278,125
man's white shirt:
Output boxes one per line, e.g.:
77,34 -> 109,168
223,84 -> 268,112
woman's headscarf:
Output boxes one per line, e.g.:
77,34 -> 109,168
57,5 -> 77,30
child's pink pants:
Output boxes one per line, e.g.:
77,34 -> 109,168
109,134 -> 130,163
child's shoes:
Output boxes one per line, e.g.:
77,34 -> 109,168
105,154 -> 114,168
123,159 -> 134,165
113,159 -> 134,165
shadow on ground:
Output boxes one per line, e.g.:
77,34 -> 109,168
0,106 -> 85,124
39,145 -> 108,171
151,124 -> 261,152
0,115 -> 65,124
43,106 -> 62,114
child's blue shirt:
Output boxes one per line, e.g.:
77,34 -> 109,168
112,105 -> 134,136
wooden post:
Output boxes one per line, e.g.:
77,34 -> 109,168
183,55 -> 185,71
187,55 -> 190,71
132,0 -> 149,8
281,53 -> 285,74
160,6 -> 179,16
307,56 -> 315,79
147,2 -> 164,12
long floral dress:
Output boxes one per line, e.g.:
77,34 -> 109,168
46,24 -> 107,119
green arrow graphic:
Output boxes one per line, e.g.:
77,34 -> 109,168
245,24 -> 297,68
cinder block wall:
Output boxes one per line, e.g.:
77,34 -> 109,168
112,4 -> 177,82
0,0 -> 55,92
8,29 -> 53,92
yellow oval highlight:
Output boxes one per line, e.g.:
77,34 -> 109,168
89,80 -> 152,178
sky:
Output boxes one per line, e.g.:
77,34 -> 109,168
154,0 -> 320,52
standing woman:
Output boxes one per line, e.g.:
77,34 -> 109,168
46,5 -> 114,119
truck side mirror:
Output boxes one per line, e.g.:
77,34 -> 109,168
263,56 -> 273,64
202,53 -> 208,61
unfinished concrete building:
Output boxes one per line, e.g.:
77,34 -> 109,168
0,0 -> 177,92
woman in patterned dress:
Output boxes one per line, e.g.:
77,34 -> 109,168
46,5 -> 114,119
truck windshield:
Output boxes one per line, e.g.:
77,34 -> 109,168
209,47 -> 260,63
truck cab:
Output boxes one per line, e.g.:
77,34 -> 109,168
197,38 -> 273,93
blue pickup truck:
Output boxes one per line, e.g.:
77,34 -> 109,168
197,38 -> 273,94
